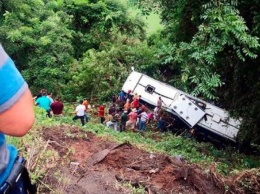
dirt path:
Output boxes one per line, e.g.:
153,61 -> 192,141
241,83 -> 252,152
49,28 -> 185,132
41,125 -> 225,194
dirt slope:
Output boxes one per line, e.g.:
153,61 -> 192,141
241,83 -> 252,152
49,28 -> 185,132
39,125 -> 238,194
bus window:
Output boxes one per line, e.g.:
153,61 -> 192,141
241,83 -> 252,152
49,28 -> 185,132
145,85 -> 155,94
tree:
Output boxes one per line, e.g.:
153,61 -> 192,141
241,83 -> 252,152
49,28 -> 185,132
67,34 -> 159,102
62,0 -> 149,101
0,0 -> 74,95
64,0 -> 146,58
155,0 -> 260,146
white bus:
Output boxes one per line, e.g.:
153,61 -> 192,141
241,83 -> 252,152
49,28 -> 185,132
122,71 -> 241,142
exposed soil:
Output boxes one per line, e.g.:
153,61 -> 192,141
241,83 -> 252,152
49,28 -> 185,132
40,124 -> 258,194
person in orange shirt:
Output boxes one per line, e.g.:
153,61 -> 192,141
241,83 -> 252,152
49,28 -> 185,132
124,99 -> 131,113
83,99 -> 88,110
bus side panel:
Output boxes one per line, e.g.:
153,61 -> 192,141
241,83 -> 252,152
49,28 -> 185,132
198,116 -> 239,142
133,77 -> 159,106
138,75 -> 179,107
122,72 -> 142,94
204,103 -> 240,127
170,94 -> 206,127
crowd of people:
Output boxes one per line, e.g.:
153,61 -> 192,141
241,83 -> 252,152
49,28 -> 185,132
34,90 -> 91,126
34,89 -> 64,118
34,87 -> 174,132
34,88 -> 173,132
98,90 -> 172,133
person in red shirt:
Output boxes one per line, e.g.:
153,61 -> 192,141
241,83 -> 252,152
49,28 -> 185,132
98,104 -> 105,124
131,97 -> 139,109
50,98 -> 64,116
141,104 -> 146,112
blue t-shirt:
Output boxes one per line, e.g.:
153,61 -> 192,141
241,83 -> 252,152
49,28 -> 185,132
119,91 -> 125,101
0,45 -> 27,185
36,96 -> 51,111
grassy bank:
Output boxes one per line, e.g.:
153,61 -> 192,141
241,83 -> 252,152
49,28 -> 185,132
5,106 -> 260,189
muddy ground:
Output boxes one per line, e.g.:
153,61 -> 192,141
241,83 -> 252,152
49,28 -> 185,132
40,125 -> 257,194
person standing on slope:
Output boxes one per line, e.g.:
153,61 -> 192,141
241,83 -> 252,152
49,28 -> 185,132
72,100 -> 86,126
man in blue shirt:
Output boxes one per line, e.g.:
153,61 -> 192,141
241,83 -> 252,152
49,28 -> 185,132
0,45 -> 35,193
36,91 -> 52,117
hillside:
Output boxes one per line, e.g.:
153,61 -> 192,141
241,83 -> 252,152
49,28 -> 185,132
10,108 -> 260,194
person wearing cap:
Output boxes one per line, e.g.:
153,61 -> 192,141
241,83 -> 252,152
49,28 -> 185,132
126,89 -> 132,102
126,108 -> 138,131
133,92 -> 138,100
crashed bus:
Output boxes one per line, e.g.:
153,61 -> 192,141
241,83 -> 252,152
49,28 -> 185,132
122,71 -> 241,143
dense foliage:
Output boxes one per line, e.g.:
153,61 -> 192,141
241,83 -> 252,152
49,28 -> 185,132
155,0 -> 260,149
1,0 -> 260,148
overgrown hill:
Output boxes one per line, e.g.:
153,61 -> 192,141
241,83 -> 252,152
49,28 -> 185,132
7,107 -> 260,193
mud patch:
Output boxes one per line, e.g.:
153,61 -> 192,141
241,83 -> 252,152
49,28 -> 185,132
40,124 -> 251,194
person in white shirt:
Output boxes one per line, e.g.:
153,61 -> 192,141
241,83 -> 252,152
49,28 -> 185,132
138,110 -> 148,131
72,100 -> 86,126
153,106 -> 159,121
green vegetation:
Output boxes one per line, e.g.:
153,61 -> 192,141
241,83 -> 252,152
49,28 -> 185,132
145,13 -> 163,36
3,0 -> 260,192
1,0 -> 260,155
9,108 -> 259,177
6,104 -> 260,192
